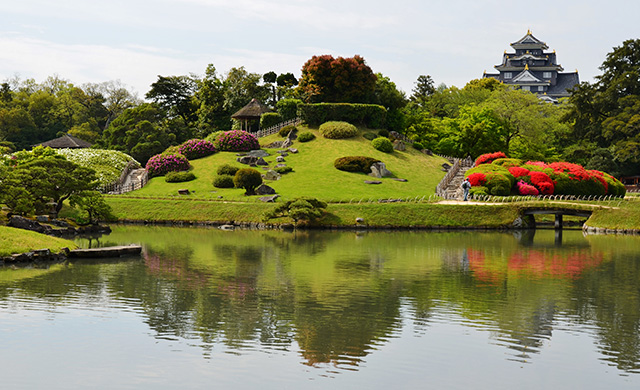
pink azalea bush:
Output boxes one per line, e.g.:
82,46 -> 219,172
214,130 -> 260,152
517,180 -> 539,196
178,139 -> 216,160
146,153 -> 190,177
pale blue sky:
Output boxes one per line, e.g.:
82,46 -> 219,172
1,0 -> 638,97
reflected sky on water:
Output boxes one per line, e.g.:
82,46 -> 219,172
1,227 -> 639,389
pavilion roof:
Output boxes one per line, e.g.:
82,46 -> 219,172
231,98 -> 272,119
35,134 -> 92,149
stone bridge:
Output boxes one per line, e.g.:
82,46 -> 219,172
522,207 -> 593,230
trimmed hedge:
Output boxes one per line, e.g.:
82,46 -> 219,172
146,153 -> 190,177
297,131 -> 315,142
216,164 -> 240,176
165,171 -> 196,183
298,103 -> 387,128
372,137 -> 394,153
334,156 -> 380,174
319,121 -> 358,139
260,112 -> 283,129
213,174 -> 235,188
214,130 -> 260,152
233,168 -> 263,195
276,99 -> 302,121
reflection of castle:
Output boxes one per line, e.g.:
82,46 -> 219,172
483,30 -> 580,103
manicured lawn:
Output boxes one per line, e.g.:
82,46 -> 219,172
121,126 -> 448,202
0,226 -> 77,257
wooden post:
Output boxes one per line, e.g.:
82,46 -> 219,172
555,213 -> 563,230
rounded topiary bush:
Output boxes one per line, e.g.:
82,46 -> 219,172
279,125 -> 297,137
214,130 -> 260,152
334,156 -> 380,174
412,142 -> 424,150
362,132 -> 378,141
165,171 -> 196,183
274,166 -> 293,174
233,168 -> 263,195
217,164 -> 240,176
319,121 -> 358,139
492,158 -> 523,168
378,129 -> 390,138
371,137 -> 394,153
205,131 -> 224,143
297,131 -> 315,142
213,174 -> 235,188
178,139 -> 216,160
146,153 -> 190,177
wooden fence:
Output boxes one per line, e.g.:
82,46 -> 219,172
255,118 -> 302,138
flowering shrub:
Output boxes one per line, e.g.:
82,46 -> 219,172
492,158 -> 523,168
529,171 -> 554,195
508,166 -> 530,178
56,148 -> 140,185
475,151 -> 507,166
517,180 -> 539,196
214,130 -> 260,152
178,139 -> 216,160
146,153 -> 190,177
467,172 -> 487,186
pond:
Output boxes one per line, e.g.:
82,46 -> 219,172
1,226 -> 640,389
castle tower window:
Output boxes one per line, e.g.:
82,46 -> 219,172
543,72 -> 552,79
504,72 -> 512,79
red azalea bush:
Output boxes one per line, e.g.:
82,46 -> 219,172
517,180 -> 539,196
146,153 -> 190,177
178,139 -> 216,160
467,172 -> 487,186
475,151 -> 507,166
214,130 -> 260,152
508,166 -> 530,178
529,171 -> 555,195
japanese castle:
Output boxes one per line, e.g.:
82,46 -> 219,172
483,30 -> 579,102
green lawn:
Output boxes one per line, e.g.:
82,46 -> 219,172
121,126 -> 448,202
0,226 -> 78,257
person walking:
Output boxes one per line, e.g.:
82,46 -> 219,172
461,178 -> 471,201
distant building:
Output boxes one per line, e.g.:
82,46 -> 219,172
34,134 -> 92,149
483,30 -> 579,102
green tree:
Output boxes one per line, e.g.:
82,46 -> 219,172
372,73 -> 407,131
410,75 -> 435,106
69,190 -> 115,224
146,75 -> 198,124
195,64 -> 230,134
223,67 -> 269,114
297,55 -> 377,103
233,168 -> 263,195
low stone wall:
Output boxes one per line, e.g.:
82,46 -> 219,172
8,215 -> 112,237
1,248 -> 70,265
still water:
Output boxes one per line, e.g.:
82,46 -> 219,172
1,226 -> 640,389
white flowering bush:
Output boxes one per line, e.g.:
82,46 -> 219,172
55,148 -> 140,185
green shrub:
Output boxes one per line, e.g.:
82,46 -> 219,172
334,156 -> 380,174
233,168 -> 263,195
213,174 -> 235,188
264,197 -> 328,224
362,132 -> 378,141
165,171 -> 196,183
205,131 -> 224,143
371,137 -> 394,153
466,164 -> 515,187
491,158 -> 523,168
276,98 -> 302,121
260,112 -> 283,129
297,131 -> 315,142
485,173 -> 512,196
470,186 -> 489,196
378,129 -> 390,138
162,145 -> 181,155
274,166 -> 293,174
217,164 -> 240,176
298,103 -> 387,128
412,142 -> 424,150
279,125 -> 296,137
319,121 -> 358,139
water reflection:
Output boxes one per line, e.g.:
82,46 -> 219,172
1,227 -> 640,383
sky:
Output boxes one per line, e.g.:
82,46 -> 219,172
0,0 -> 638,98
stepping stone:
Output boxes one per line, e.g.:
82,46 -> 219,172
364,180 -> 382,184
392,178 -> 408,182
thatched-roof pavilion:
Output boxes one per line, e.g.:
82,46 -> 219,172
35,134 -> 92,149
231,98 -> 272,131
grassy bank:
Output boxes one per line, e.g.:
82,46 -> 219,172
105,197 -> 520,228
0,226 -> 78,257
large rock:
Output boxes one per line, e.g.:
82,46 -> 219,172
237,156 -> 258,165
276,155 -> 286,163
260,195 -> 280,203
256,157 -> 268,166
9,215 -> 46,234
264,170 -> 281,181
246,149 -> 270,158
369,162 -> 392,178
393,140 -> 406,151
256,184 -> 276,195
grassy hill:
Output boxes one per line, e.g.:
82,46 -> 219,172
122,126 -> 448,202
0,226 -> 77,257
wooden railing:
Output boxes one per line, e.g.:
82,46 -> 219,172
99,170 -> 148,194
255,118 -> 302,138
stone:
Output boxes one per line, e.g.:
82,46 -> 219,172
219,225 -> 235,230
422,149 -> 433,156
288,148 -> 298,154
256,184 -> 276,195
369,162 -> 393,178
278,150 -> 289,156
256,157 -> 268,166
282,138 -> 293,149
260,195 -> 280,203
356,217 -> 365,224
264,170 -> 281,181
442,163 -> 451,171
263,141 -> 284,149
246,149 -> 270,158
393,140 -> 406,151
178,189 -> 190,195
392,178 -> 408,182
275,164 -> 287,168
8,216 -> 46,234
36,215 -> 49,223
389,131 -> 402,139
237,156 -> 258,165
364,180 -> 382,184
276,155 -> 285,163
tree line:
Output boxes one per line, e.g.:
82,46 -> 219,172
1,40 -> 639,176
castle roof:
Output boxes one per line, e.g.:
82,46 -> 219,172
511,30 -> 549,50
